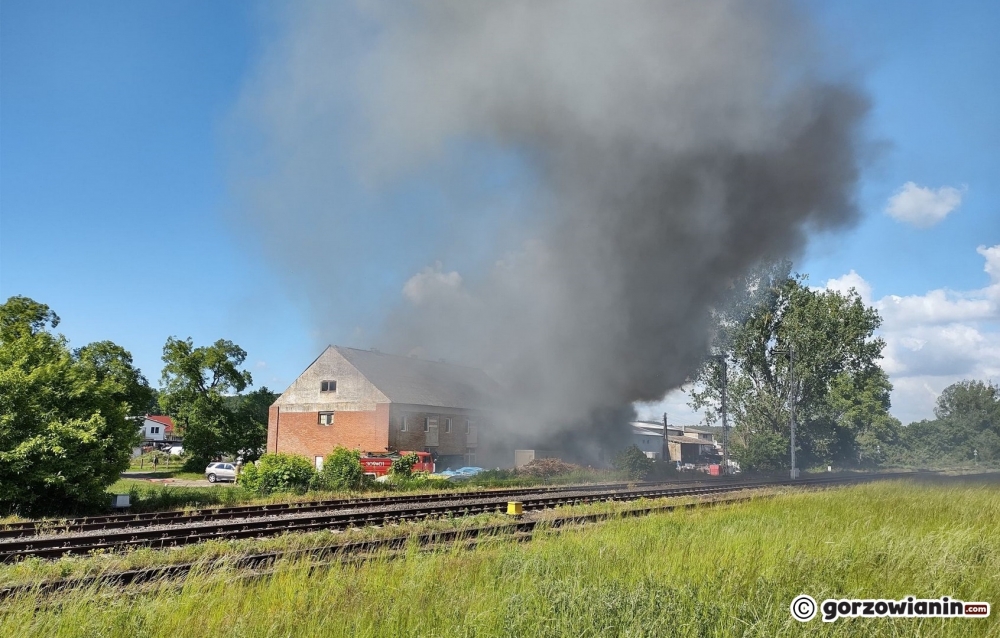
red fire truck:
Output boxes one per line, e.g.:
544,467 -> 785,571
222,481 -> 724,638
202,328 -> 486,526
360,451 -> 435,477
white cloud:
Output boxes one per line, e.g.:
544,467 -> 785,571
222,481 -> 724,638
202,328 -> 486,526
884,181 -> 964,228
978,244 -> 1000,283
825,269 -> 873,304
402,261 -> 463,304
637,245 -> 1000,427
878,289 -> 996,328
825,244 -> 1000,424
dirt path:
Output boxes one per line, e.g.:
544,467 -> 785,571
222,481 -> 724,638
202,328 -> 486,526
120,472 -> 234,488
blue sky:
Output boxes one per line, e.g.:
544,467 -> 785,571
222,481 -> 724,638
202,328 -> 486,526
2,0 -> 997,424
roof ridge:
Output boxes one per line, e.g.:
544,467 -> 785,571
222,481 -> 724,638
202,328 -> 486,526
334,345 -> 485,371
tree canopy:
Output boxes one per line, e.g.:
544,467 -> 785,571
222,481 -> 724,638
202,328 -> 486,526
689,261 -> 900,470
894,380 -> 1000,466
0,296 -> 152,515
159,337 -> 273,465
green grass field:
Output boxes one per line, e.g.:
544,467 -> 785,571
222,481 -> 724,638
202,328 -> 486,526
2,477 -> 998,637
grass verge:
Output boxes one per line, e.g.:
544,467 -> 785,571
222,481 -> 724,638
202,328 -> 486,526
2,477 -> 999,636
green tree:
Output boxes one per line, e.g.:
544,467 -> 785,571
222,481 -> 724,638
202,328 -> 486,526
690,261 -> 897,470
0,296 -> 152,515
229,387 -> 278,463
158,337 -> 268,465
612,444 -> 653,480
895,380 -> 1000,465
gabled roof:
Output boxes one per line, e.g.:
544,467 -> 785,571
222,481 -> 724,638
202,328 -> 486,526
145,415 -> 175,432
334,346 -> 502,410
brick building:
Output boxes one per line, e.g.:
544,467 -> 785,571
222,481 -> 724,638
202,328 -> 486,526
267,346 -> 501,469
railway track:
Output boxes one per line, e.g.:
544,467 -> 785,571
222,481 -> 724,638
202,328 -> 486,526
0,479 -> 712,539
0,472 -> 917,563
0,492 -> 762,601
0,474 -> 839,539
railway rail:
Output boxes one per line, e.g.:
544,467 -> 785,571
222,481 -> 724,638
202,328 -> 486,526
0,472 -> 912,539
0,479 -> 721,539
0,492 -> 761,601
0,472 -> 918,563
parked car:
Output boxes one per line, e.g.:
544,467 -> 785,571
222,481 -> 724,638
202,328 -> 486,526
165,445 -> 184,456
205,462 -> 238,483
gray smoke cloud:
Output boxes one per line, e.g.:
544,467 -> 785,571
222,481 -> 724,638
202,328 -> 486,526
233,0 -> 869,461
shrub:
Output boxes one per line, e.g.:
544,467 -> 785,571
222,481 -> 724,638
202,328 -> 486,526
238,453 -> 315,495
315,446 -> 365,491
733,431 -> 789,472
390,453 -> 419,478
612,445 -> 653,480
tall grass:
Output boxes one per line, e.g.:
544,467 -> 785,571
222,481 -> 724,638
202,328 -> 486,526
3,478 -> 999,637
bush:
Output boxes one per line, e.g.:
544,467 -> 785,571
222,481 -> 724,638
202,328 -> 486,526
390,453 -> 419,478
612,445 -> 653,480
314,446 -> 365,491
238,453 -> 315,495
733,431 -> 789,472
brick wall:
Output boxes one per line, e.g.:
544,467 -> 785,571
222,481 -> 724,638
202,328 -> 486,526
387,405 -> 483,455
267,403 -> 391,460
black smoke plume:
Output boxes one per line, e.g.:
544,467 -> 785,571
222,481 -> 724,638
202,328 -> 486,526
233,0 -> 869,462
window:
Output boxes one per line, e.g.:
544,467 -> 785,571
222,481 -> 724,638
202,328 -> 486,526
400,416 -> 407,432
318,412 -> 334,426
150,426 -> 159,434
465,420 -> 471,434
423,418 -> 430,433
445,418 -> 452,434
320,380 -> 337,392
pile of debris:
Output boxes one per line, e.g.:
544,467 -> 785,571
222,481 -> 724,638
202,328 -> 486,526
516,457 -> 582,478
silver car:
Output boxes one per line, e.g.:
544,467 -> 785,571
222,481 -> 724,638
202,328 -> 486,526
205,462 -> 238,483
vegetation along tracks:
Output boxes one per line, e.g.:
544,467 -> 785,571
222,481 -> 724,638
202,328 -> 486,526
0,491 -> 807,601
0,473 -> 922,564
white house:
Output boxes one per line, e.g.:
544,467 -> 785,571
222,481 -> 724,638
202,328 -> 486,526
140,415 -> 176,442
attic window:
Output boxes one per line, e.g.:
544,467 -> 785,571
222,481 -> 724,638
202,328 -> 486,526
321,380 -> 337,392
318,412 -> 334,426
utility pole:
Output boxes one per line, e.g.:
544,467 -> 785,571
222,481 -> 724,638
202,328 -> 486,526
774,346 -> 798,479
788,345 -> 798,480
711,355 -> 729,476
662,412 -> 669,463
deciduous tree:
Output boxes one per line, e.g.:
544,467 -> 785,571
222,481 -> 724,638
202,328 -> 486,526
896,380 -> 1000,465
0,297 -> 152,515
159,337 -> 271,465
689,262 -> 898,470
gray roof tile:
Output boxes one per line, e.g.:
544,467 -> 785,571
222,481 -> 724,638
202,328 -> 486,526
335,346 -> 502,410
